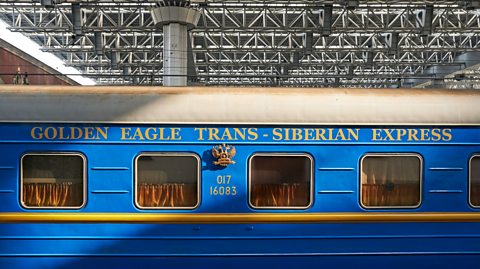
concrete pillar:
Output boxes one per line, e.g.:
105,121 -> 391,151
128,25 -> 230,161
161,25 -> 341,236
163,23 -> 188,86
151,4 -> 201,86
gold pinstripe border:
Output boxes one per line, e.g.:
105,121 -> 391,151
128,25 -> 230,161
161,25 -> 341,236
1,213 -> 480,223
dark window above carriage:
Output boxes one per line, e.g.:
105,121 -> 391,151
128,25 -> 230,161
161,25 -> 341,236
249,154 -> 313,209
135,153 -> 200,209
470,156 -> 480,207
360,154 -> 422,208
21,153 -> 85,209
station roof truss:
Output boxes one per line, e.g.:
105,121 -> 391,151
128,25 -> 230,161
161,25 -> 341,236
1,0 -> 480,88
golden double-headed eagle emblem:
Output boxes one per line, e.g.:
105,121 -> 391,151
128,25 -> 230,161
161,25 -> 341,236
212,144 -> 236,166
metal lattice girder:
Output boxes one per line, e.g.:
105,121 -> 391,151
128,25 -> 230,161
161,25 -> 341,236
1,0 -> 480,87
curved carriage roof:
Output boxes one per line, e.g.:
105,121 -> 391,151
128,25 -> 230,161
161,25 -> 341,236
0,85 -> 479,125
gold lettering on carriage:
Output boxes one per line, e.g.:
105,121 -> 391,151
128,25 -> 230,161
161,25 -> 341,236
272,128 -> 360,141
31,127 -> 109,140
29,126 -> 454,142
371,128 -> 452,142
194,128 -> 259,141
120,127 -> 182,141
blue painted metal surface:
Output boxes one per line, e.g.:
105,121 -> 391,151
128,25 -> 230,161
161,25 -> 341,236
1,123 -> 480,268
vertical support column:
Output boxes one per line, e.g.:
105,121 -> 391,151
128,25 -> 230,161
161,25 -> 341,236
151,4 -> 201,86
163,23 -> 188,86
71,3 -> 83,36
321,4 -> 333,36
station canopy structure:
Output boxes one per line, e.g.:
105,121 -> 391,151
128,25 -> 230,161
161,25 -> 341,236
1,0 -> 480,88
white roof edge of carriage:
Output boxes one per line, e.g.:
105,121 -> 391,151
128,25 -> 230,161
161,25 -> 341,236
0,85 -> 479,125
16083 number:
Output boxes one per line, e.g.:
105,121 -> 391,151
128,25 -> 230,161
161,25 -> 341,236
209,186 -> 237,196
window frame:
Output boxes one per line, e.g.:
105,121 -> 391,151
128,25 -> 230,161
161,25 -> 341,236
359,153 -> 423,209
134,152 -> 201,210
469,154 -> 480,208
20,152 -> 87,209
248,153 -> 314,210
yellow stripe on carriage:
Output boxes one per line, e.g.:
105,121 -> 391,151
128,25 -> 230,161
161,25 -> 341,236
2,212 -> 480,223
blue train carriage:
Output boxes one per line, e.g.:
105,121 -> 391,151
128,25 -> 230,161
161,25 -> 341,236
1,85 -> 480,268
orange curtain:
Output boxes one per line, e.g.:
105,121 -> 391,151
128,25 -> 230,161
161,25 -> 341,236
361,183 -> 419,207
251,183 -> 309,207
23,182 -> 82,207
138,183 -> 196,207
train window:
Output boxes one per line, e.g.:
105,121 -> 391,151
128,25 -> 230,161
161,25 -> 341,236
360,154 -> 422,208
135,153 -> 200,209
470,156 -> 480,207
249,154 -> 313,209
21,153 -> 86,209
